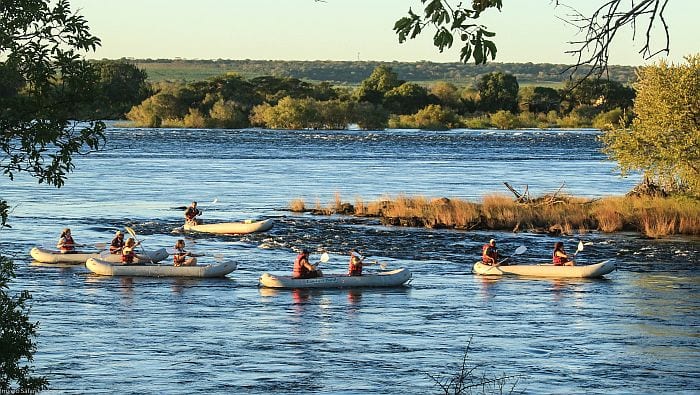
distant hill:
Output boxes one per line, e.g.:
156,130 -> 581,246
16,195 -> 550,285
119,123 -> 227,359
121,58 -> 637,87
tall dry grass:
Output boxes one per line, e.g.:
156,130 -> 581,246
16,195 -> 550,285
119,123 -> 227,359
288,194 -> 700,236
289,198 -> 305,212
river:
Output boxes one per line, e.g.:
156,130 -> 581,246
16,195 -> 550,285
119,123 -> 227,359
1,127 -> 698,394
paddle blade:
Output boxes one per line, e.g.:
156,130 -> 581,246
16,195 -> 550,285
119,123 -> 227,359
212,198 -> 219,204
319,252 -> 330,263
577,241 -> 584,252
513,245 -> 527,255
125,226 -> 137,238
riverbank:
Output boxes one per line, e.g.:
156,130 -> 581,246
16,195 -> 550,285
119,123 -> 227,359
290,193 -> 700,237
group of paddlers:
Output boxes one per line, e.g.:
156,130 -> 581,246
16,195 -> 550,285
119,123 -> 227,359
185,201 -> 366,278
58,227 -> 198,266
292,249 -> 363,279
481,239 -> 575,266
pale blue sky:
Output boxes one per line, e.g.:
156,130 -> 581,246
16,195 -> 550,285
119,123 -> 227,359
70,0 -> 698,65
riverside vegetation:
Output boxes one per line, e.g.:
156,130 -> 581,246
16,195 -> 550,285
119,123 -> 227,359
290,192 -> 700,238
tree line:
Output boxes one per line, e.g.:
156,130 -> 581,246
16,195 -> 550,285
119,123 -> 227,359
128,58 -> 637,85
83,60 -> 635,131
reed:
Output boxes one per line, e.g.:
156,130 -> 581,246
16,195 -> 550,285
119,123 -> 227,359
290,193 -> 700,236
289,198 -> 305,212
333,191 -> 343,212
591,197 -> 626,232
354,196 -> 366,216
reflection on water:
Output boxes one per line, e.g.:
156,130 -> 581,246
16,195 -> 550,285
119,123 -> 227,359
4,128 -> 698,394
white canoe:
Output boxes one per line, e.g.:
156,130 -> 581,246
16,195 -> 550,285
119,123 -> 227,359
472,260 -> 616,278
30,246 -> 169,264
183,219 -> 273,234
86,257 -> 237,278
258,268 -> 412,289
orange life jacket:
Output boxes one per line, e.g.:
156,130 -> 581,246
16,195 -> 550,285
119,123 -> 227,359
293,253 -> 309,278
348,256 -> 362,276
122,247 -> 135,264
59,235 -> 75,252
482,244 -> 497,262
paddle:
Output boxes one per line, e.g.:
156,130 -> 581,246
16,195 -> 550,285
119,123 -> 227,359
350,249 -> 388,270
124,226 -> 155,264
496,245 -> 527,265
315,252 -> 330,266
573,241 -> 585,257
65,242 -> 108,250
365,260 -> 389,270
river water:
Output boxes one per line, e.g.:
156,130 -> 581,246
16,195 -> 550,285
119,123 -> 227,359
1,127 -> 698,394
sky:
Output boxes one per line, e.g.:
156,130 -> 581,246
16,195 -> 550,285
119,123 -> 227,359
69,0 -> 698,66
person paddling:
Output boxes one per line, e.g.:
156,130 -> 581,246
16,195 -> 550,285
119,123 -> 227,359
172,239 -> 199,266
292,249 -> 322,279
109,230 -> 125,254
481,239 -> 502,266
121,237 -> 140,265
184,201 -> 202,225
348,249 -> 363,276
552,241 -> 575,266
57,228 -> 77,253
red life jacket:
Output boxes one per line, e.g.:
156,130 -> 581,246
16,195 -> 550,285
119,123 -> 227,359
173,248 -> 187,265
552,250 -> 568,265
59,235 -> 75,252
482,244 -> 497,263
122,247 -> 135,264
293,253 -> 309,278
348,257 -> 362,276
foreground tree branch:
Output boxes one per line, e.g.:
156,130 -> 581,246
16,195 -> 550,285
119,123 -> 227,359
393,0 -> 673,79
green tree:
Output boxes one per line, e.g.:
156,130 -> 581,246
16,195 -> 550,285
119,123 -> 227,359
477,72 -> 519,113
349,102 -> 389,130
354,65 -> 404,104
561,78 -> 635,114
489,110 -> 519,130
429,81 -> 461,110
1,0 -> 105,392
411,104 -> 459,130
209,99 -> 249,129
383,82 -> 432,115
91,60 -> 151,119
601,55 -> 700,196
1,256 -> 47,392
518,86 -> 561,114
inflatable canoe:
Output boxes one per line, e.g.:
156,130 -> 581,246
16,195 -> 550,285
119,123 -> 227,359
472,260 -> 616,278
183,219 -> 273,234
30,246 -> 169,264
258,268 -> 412,289
85,257 -> 237,278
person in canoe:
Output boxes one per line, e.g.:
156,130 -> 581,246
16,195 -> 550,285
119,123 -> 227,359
57,228 -> 77,253
552,241 -> 575,266
292,249 -> 322,279
121,237 -> 140,265
109,230 -> 125,254
172,239 -> 199,266
348,250 -> 363,276
481,239 -> 502,266
184,201 -> 203,225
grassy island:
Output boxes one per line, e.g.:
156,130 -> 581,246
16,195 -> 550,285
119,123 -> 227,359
290,193 -> 700,238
